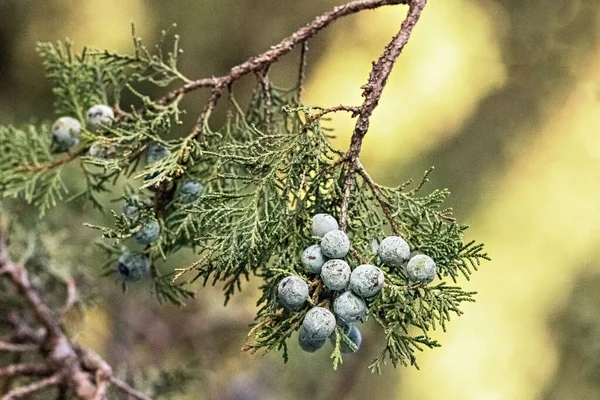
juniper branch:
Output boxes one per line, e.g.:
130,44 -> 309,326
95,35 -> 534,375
339,0 -> 427,231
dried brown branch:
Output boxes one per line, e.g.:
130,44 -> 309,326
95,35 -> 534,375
338,0 -> 427,231
0,363 -> 52,378
0,224 -> 153,399
109,377 -> 153,400
1,373 -> 61,400
0,341 -> 37,353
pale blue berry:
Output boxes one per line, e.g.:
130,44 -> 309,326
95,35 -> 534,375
52,117 -> 81,151
122,195 -> 143,221
312,213 -> 339,237
349,264 -> 384,298
320,259 -> 351,291
320,230 -> 350,259
178,181 -> 204,204
298,327 -> 326,353
301,245 -> 327,274
378,236 -> 410,267
116,251 -> 150,282
406,254 -> 437,283
301,307 -> 336,341
333,291 -> 366,324
330,324 -> 362,353
86,104 -> 114,131
146,144 -> 171,164
277,276 -> 309,310
134,218 -> 161,245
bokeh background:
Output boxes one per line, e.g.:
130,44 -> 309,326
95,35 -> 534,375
1,0 -> 600,399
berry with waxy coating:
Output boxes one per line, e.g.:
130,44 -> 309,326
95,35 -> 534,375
301,307 -> 336,341
123,195 -> 143,221
116,251 -> 150,282
52,117 -> 81,151
321,259 -> 351,291
146,144 -> 171,164
333,291 -> 366,324
277,276 -> 309,310
406,254 -> 437,283
301,245 -> 327,274
312,213 -> 339,237
349,264 -> 385,298
320,230 -> 350,259
298,327 -> 326,353
86,104 -> 114,131
134,219 -> 161,245
330,324 -> 362,353
178,181 -> 204,204
378,236 -> 410,267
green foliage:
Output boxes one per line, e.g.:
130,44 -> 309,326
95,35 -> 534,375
0,28 -> 489,372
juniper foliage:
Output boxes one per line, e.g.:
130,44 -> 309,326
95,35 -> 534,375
0,23 -> 489,372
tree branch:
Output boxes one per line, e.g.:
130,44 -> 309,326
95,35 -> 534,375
1,374 -> 61,400
339,0 -> 427,231
0,223 -> 153,399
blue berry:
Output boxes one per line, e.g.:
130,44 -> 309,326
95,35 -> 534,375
330,324 -> 362,353
349,264 -> 384,298
312,213 -> 339,237
320,259 -> 351,291
178,181 -> 204,204
277,276 -> 309,310
333,291 -> 366,324
122,195 -> 143,221
146,144 -> 171,164
301,307 -> 336,341
116,251 -> 150,282
86,104 -> 114,131
52,117 -> 81,151
406,254 -> 437,283
134,219 -> 161,245
320,230 -> 350,259
301,245 -> 327,274
298,327 -> 326,353
378,236 -> 410,267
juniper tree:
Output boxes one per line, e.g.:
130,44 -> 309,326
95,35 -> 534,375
0,0 -> 490,398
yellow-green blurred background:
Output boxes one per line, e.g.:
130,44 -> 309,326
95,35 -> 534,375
1,0 -> 600,399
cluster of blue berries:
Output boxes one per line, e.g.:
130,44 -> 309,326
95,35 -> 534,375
278,213 -> 439,354
51,104 -> 114,152
278,214 -> 381,354
376,236 -> 437,284
114,144 -> 205,282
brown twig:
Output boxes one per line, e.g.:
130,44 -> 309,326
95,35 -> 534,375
58,277 -> 77,317
338,0 -> 427,231
305,105 -> 361,125
0,363 -> 52,378
297,41 -> 309,101
355,160 -> 402,235
18,148 -> 87,173
1,373 -> 61,400
109,377 -> 153,400
0,224 -> 153,399
0,341 -> 38,352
